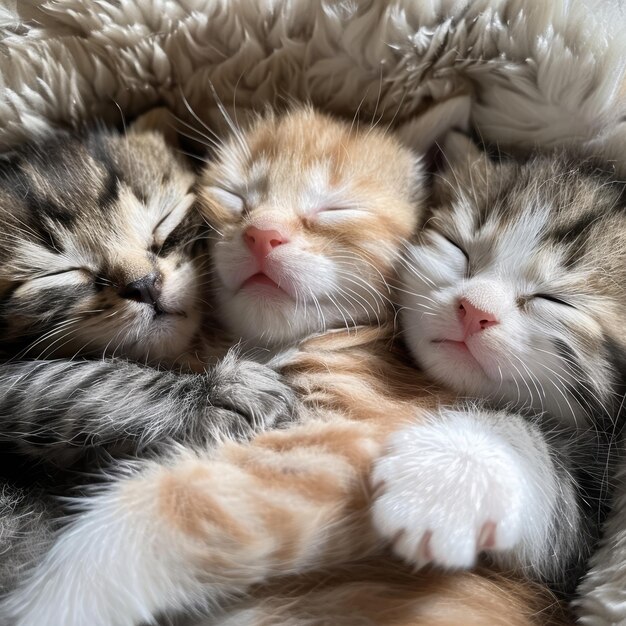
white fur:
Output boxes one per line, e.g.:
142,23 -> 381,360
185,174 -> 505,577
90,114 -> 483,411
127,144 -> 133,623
2,1 -> 626,624
1,454 -> 231,626
399,196 -> 605,426
372,408 -> 559,571
213,233 -> 346,346
4,433 -> 375,625
0,0 -> 624,173
205,132 -> 411,347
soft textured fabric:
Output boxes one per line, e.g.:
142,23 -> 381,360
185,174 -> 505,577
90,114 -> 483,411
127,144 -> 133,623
0,0 -> 625,170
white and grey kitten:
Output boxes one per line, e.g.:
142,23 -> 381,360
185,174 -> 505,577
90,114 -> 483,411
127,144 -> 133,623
373,133 -> 625,597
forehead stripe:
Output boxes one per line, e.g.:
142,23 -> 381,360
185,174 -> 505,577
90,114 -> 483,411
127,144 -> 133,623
548,211 -> 603,245
0,157 -> 76,228
97,168 -> 120,210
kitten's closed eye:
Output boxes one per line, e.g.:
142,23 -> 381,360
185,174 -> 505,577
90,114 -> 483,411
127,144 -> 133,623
318,206 -> 356,213
35,268 -> 89,280
150,231 -> 185,256
200,106 -> 423,346
151,193 -> 197,256
533,294 -> 575,308
399,139 -> 626,434
441,234 -> 469,262
205,187 -> 245,213
429,229 -> 469,262
315,207 -> 367,223
0,127 -> 201,362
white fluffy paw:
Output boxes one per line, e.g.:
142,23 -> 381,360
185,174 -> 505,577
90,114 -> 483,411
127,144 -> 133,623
371,412 -> 526,570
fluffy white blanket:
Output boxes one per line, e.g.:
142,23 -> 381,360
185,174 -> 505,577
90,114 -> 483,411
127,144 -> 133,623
1,0 -> 625,168
1,1 -> 625,624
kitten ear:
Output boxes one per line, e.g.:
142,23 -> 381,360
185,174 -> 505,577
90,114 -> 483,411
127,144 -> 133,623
397,95 -> 471,154
433,131 -> 490,202
129,107 -> 179,146
439,131 -> 484,170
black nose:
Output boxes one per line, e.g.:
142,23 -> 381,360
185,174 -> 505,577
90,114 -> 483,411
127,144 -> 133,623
119,273 -> 162,306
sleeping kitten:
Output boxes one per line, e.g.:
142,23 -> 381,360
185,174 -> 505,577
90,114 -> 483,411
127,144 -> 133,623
0,123 -> 295,592
373,133 -> 625,592
1,106 -> 578,626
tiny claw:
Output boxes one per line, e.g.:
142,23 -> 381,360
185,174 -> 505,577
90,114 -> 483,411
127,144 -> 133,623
370,478 -> 386,497
416,530 -> 434,568
477,520 -> 497,550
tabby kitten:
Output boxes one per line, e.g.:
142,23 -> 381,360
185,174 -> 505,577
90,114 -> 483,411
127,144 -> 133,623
2,107 -> 577,626
0,123 -> 294,592
376,133 -> 625,591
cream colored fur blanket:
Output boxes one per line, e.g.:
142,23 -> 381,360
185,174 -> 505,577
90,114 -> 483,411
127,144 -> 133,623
1,0 -> 625,167
1,1 -> 625,624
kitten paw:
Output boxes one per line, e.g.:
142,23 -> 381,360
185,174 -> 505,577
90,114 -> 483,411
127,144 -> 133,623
371,411 -> 526,569
209,352 -> 298,430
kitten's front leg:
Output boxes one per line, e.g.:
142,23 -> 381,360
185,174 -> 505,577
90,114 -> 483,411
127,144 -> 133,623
205,350 -> 298,431
371,407 -> 587,582
0,351 -> 296,465
1,419 -> 384,626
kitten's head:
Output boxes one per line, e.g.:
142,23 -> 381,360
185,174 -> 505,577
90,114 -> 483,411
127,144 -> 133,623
401,134 -> 626,423
199,106 -> 426,346
0,126 -> 201,362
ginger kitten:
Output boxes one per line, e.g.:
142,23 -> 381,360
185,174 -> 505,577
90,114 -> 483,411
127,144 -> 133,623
201,106 -> 424,345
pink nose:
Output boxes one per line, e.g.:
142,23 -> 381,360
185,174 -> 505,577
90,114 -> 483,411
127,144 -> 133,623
458,298 -> 499,337
243,226 -> 287,261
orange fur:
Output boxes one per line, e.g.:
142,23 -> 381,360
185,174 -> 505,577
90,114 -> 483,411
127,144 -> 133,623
0,107 -> 572,626
136,325 -> 568,623
234,562 -> 571,626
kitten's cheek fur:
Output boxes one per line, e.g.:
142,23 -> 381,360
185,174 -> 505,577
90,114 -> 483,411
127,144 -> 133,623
370,409 -> 556,571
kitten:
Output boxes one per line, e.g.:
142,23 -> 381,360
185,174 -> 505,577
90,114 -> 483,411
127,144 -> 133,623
0,122 -> 295,592
1,106 -> 573,626
373,133 -> 625,593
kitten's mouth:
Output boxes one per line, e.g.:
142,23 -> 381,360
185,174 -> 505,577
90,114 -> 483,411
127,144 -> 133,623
433,339 -> 469,352
432,339 -> 487,374
241,272 -> 286,294
151,303 -> 187,319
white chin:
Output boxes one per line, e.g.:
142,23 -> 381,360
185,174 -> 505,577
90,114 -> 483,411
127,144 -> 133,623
414,342 -> 526,405
405,334 -> 489,397
129,313 -> 200,362
428,353 -> 491,396
218,289 -> 322,346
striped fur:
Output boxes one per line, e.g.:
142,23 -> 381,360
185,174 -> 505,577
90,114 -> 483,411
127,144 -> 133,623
0,354 -> 295,465
0,108 -> 574,626
400,134 -> 626,427
0,124 -> 298,596
397,134 -> 626,617
0,125 -> 202,362
1,325 -> 576,626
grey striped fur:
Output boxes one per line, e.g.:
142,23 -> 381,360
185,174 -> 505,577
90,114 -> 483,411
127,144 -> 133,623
0,125 -> 297,594
0,354 -> 295,466
398,134 -> 626,598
